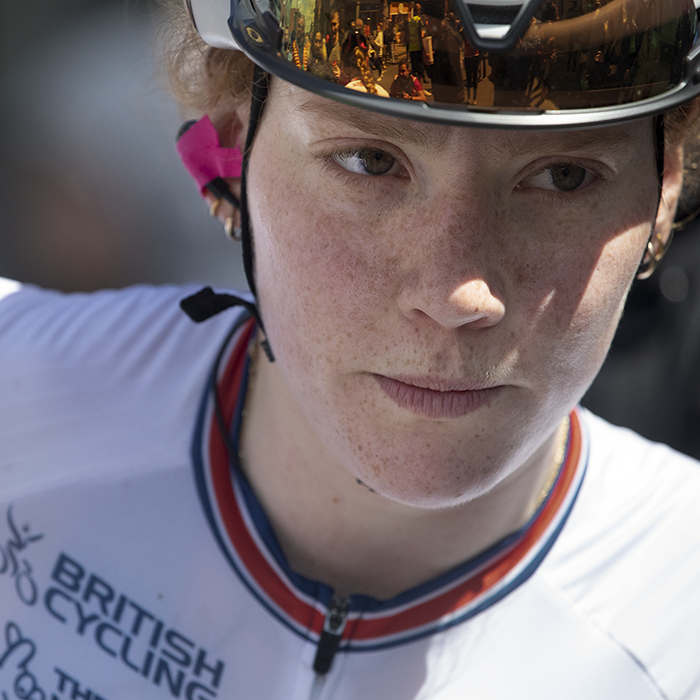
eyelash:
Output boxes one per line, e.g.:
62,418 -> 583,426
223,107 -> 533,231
516,160 -> 606,198
319,146 -> 406,181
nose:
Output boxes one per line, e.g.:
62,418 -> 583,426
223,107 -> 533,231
398,273 -> 505,330
395,201 -> 507,330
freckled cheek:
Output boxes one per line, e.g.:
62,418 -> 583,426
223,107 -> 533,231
505,202 -> 652,392
517,193 -> 651,314
565,229 -> 646,348
570,215 -> 651,324
250,193 -> 391,385
530,227 -> 650,401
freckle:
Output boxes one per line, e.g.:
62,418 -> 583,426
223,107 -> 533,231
332,497 -> 340,505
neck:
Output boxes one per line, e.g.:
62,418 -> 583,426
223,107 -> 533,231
240,347 -> 568,600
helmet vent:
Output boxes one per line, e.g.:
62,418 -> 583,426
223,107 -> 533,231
466,3 -> 525,26
463,0 -> 534,42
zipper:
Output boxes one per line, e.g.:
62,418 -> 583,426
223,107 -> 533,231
312,594 -> 350,675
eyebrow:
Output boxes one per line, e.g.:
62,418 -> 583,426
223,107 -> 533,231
297,97 -> 445,150
298,96 -> 643,159
500,125 -> 641,159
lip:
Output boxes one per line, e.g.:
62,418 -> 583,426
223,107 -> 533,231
373,374 -> 502,419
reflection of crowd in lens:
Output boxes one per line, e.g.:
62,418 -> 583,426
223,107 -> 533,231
282,0 -> 694,110
390,61 -> 426,100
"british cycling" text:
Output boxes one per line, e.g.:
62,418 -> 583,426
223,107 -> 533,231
43,553 -> 224,700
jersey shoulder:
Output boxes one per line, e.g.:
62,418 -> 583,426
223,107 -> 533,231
543,410 -> 700,699
0,278 -> 244,368
0,279 -> 249,497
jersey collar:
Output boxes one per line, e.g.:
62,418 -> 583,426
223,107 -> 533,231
192,317 -> 588,651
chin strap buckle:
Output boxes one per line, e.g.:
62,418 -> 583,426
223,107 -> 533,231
180,287 -> 275,362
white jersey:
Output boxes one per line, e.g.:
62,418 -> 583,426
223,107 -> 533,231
0,278 -> 699,700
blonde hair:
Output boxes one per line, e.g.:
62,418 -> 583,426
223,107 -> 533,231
156,0 -> 255,114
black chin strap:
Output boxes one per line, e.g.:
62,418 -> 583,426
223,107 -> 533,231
180,65 -> 274,362
180,287 -> 274,361
240,65 -> 271,301
655,114 -> 665,193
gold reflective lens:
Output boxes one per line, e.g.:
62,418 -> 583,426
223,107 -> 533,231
274,0 -> 697,113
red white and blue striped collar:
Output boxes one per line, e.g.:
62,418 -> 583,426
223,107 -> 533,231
192,316 -> 588,651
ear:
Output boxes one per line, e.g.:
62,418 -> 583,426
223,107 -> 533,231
203,188 -> 241,237
205,108 -> 249,234
638,141 -> 684,278
655,142 -> 684,245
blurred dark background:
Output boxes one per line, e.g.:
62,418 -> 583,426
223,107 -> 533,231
2,1 -> 700,458
583,226 -> 700,460
0,0 -> 247,291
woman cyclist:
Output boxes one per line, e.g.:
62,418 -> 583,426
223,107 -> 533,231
1,1 -> 699,698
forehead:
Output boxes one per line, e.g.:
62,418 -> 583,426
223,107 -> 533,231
271,84 -> 651,162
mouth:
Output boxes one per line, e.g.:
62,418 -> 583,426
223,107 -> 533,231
373,374 -> 502,419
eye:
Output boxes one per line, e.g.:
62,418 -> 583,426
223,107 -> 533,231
333,148 -> 398,176
549,164 -> 587,191
519,163 -> 596,192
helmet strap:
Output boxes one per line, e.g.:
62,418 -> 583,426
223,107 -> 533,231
239,65 -> 274,359
240,65 -> 271,303
655,113 -> 665,192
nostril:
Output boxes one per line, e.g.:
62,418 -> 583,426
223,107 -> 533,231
398,276 -> 505,330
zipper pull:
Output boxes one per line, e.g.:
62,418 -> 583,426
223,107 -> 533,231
313,595 -> 350,675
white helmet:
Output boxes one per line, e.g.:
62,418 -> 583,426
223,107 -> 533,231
184,0 -> 700,128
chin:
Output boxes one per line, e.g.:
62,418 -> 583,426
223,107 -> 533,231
361,477 -> 498,510
349,448 -> 507,509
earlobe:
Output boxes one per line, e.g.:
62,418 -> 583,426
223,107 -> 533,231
203,191 -> 243,240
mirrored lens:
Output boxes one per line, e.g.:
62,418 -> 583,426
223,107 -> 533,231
270,0 -> 697,113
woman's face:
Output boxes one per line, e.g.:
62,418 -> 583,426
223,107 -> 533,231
245,81 -> 681,508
